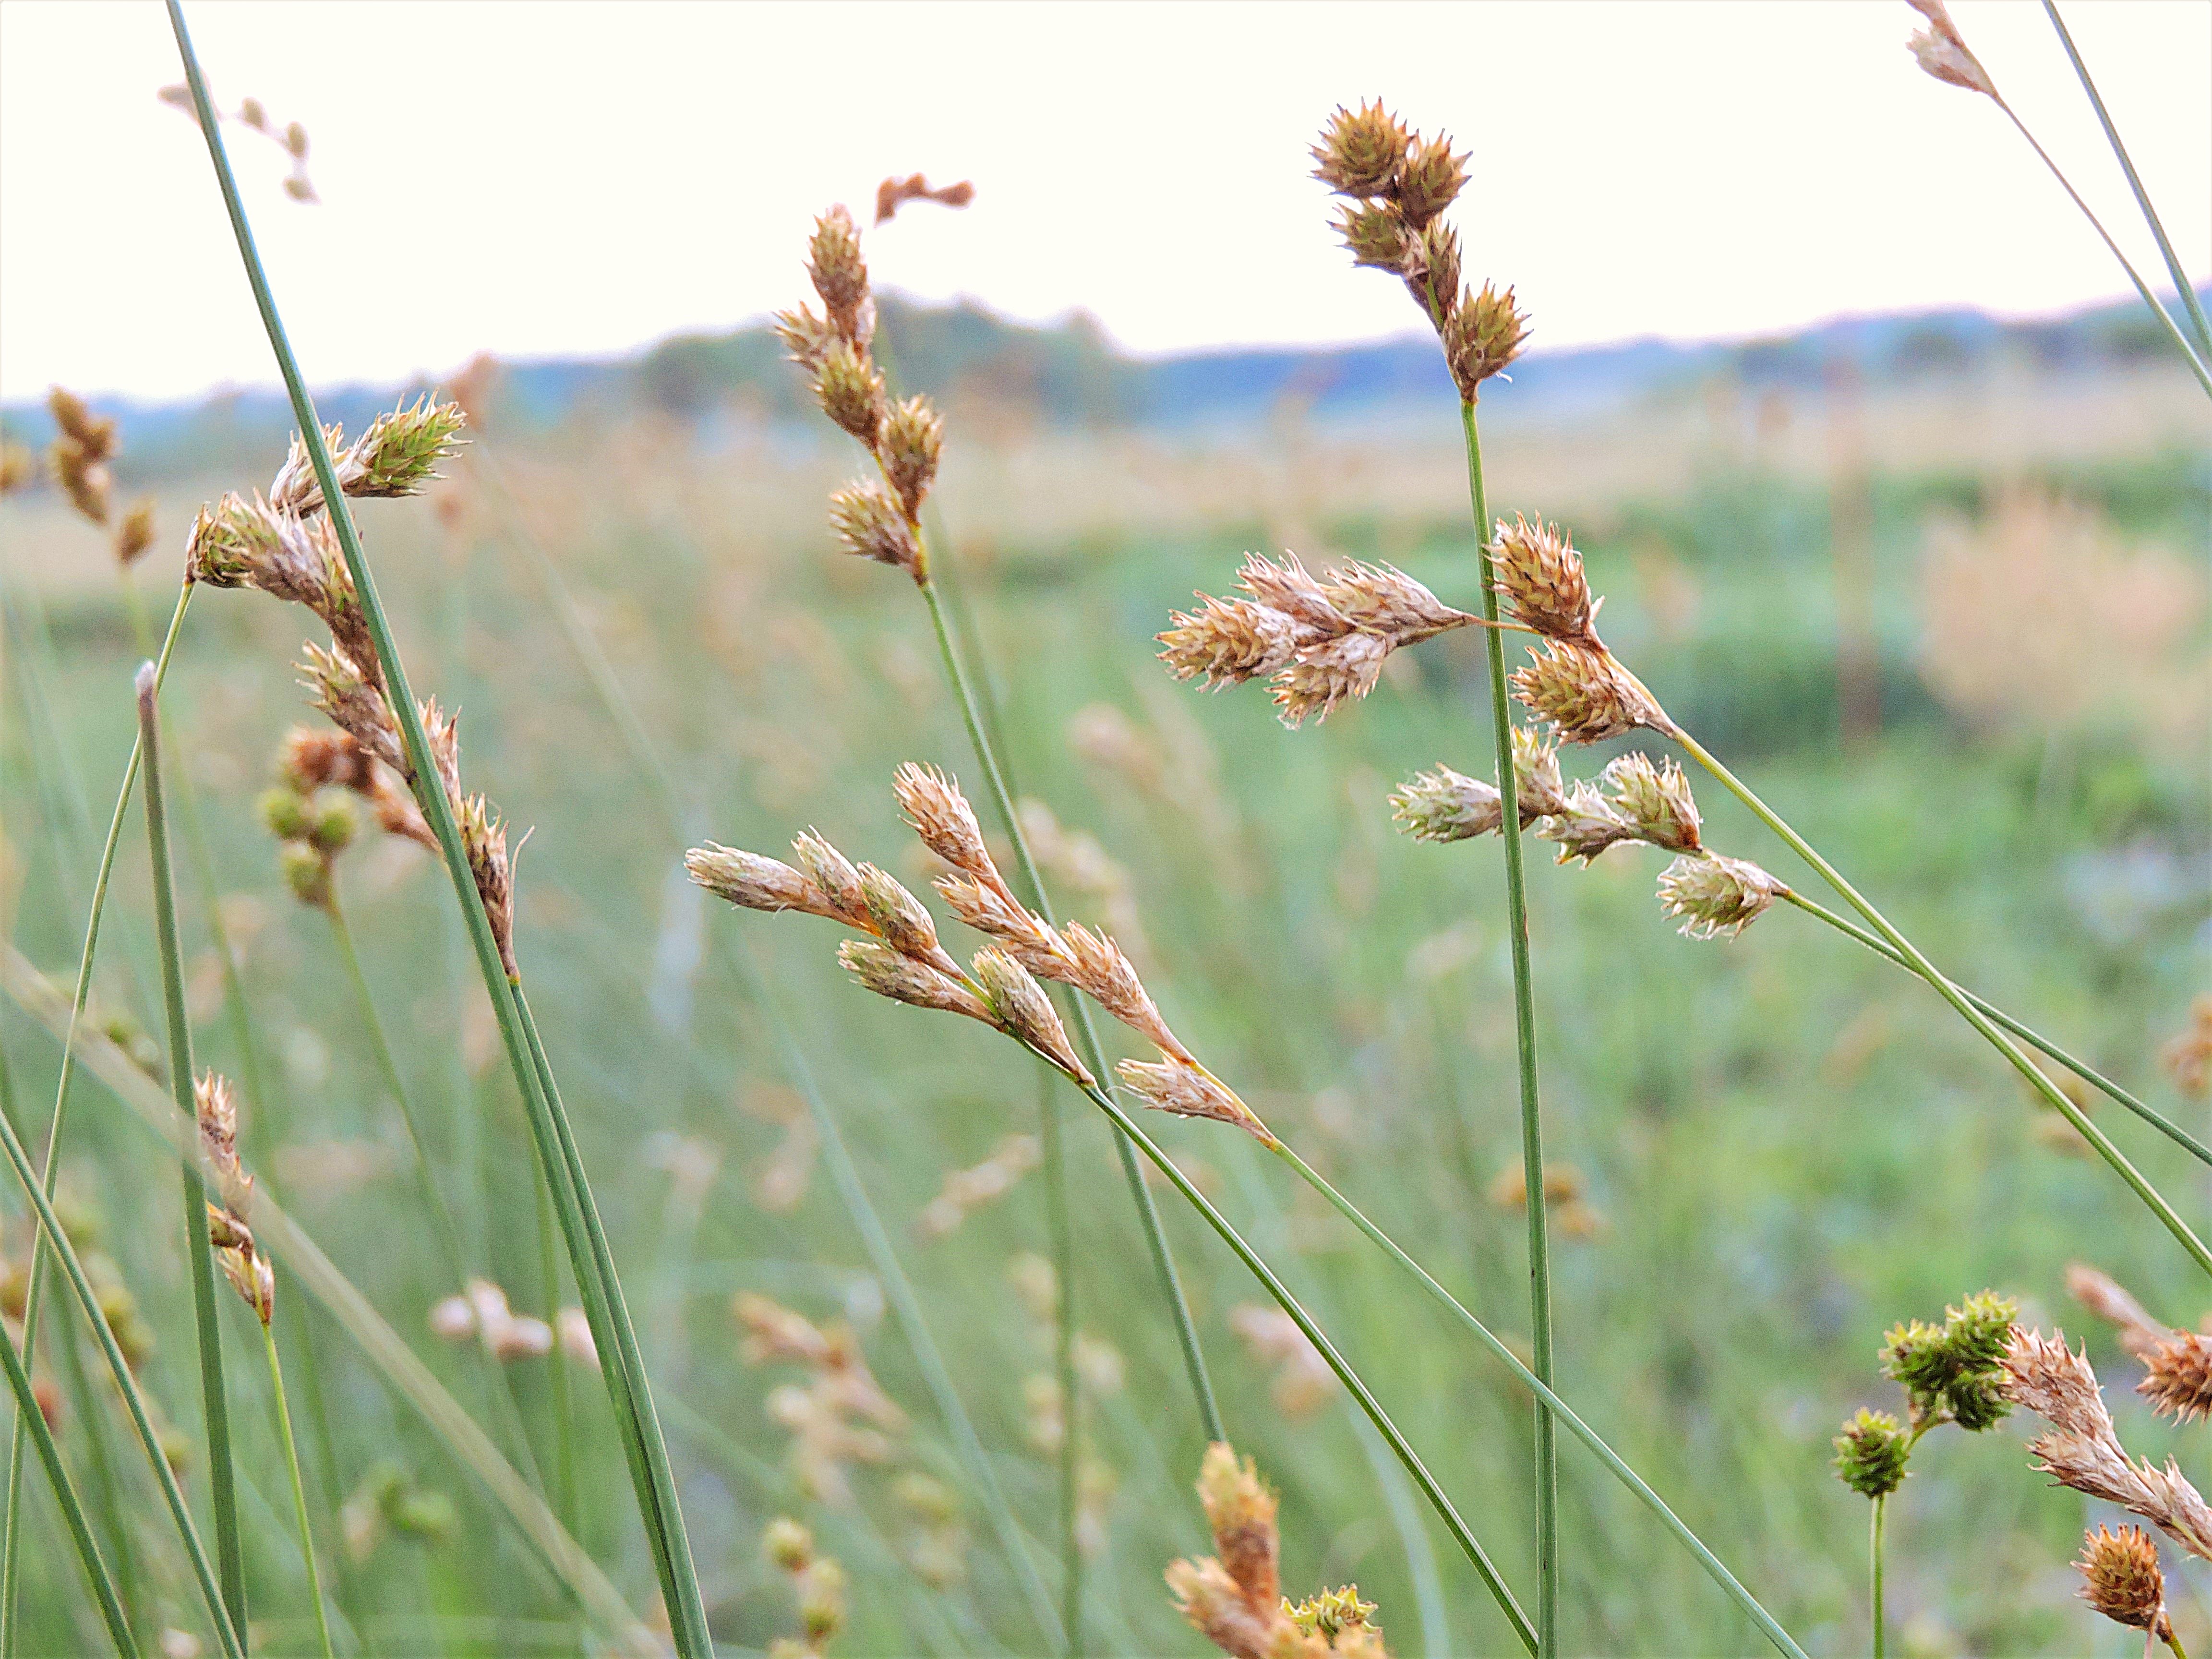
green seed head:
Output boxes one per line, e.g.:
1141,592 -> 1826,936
1832,1407 -> 1910,1498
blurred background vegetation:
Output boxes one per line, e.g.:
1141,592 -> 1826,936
1,290 -> 2206,1655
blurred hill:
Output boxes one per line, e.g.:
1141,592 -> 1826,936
4,288 -> 2206,480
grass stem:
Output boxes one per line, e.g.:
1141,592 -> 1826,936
135,662 -> 247,1640
261,1324 -> 336,1659
1459,398 -> 1560,1657
1039,1071 -> 1082,1658
1870,1494 -> 1886,1659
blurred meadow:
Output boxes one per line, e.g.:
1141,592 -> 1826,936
2,281 -> 2209,1657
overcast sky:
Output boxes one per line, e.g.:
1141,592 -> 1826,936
1,0 -> 2206,403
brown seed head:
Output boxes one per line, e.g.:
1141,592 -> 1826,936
971,948 -> 1091,1082
1512,638 -> 1671,744
1272,631 -> 1390,727
685,844 -> 832,918
195,1070 -> 242,1192
1333,200 -> 1411,273
281,727 -> 371,793
1490,515 -> 1594,642
457,792 -> 516,977
1907,0 -> 1999,99
807,205 -> 871,336
1603,752 -> 1701,853
2000,1327 -> 2114,1439
1166,1556 -> 1278,1659
1311,100 -> 1412,197
828,480 -> 920,578
772,304 -> 839,373
298,642 -> 404,774
47,387 -> 116,460
881,395 -> 944,517
1157,594 -> 1310,688
1326,559 -> 1467,639
1657,852 -> 1784,939
1059,921 -> 1190,1061
792,831 -> 870,927
874,172 -> 975,225
1118,1058 -> 1271,1143
1401,221 -> 1462,319
893,762 -> 992,877
838,940 -> 995,1026
112,499 -> 157,567
1513,723 -> 1571,818
1538,781 -> 1638,866
2140,1331 -> 2212,1425
1390,764 -> 1503,843
1196,1442 -> 1280,1613
934,871 -> 1068,971
0,440 -> 34,494
48,438 -> 110,524
1391,132 -> 1470,228
1445,281 -> 1531,403
210,1207 -> 276,1327
814,339 -> 888,447
2074,1525 -> 2170,1637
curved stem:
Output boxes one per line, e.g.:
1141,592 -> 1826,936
1072,1082 -> 1538,1657
2038,0 -> 2212,359
1672,728 -> 2210,1275
1263,1136 -> 1810,1659
1460,400 -> 1560,1657
1776,889 -> 2210,1166
136,666 -> 246,1641
1870,1495 -> 1886,1659
918,575 -> 1226,1443
263,1325 -> 336,1659
0,583 -> 190,1650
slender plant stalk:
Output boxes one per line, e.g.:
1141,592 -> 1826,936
917,576 -> 1226,1444
2040,0 -> 2212,359
1671,728 -> 2211,1275
1777,889 -> 2211,1166
1038,1071 -> 1082,1658
1869,1494 -> 1886,1659
533,1168 -> 580,1554
0,1285 -> 136,1657
0,1059 -> 244,1658
261,1325 -> 335,1659
285,1310 -> 364,1653
135,664 -> 246,1639
0,583 -> 190,1648
1460,399 -> 1561,1656
1071,1079 -> 1539,1656
1260,1137 -> 1809,1659
163,9 -> 712,1649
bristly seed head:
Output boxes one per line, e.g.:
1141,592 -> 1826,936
880,395 -> 944,517
1311,100 -> 1413,197
1906,0 -> 1999,100
1513,723 -> 1571,818
1656,852 -> 1786,939
838,940 -> 995,1027
971,948 -> 1091,1083
792,831 -> 869,926
1390,765 -> 1503,842
814,340 -> 888,447
1401,222 -> 1461,320
893,762 -> 993,877
2074,1525 -> 2171,1639
1389,132 -> 1471,228
1602,752 -> 1701,854
827,481 -> 921,579
772,304 -> 839,374
1333,200 -> 1411,272
2140,1331 -> 2212,1425
1832,1407 -> 1910,1498
1196,1442 -> 1280,1614
1444,282 -> 1531,403
1490,514 -> 1594,643
807,205 -> 871,336
856,862 -> 962,977
1512,638 -> 1671,745
685,844 -> 830,918
1118,1058 -> 1272,1143
1539,781 -> 1638,866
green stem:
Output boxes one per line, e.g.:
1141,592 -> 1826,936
1262,1137 -> 1809,1659
1072,1080 -> 1535,1653
1671,728 -> 2210,1275
163,8 -> 712,1648
1777,889 -> 2210,1166
135,664 -> 246,1641
1459,398 -> 1560,1656
0,1277 -> 137,1656
262,1325 -> 335,1659
917,575 -> 1226,1444
2038,0 -> 2212,359
1869,1494 -> 1886,1659
0,1050 -> 244,1659
0,583 -> 190,1652
286,1308 -> 363,1651
1992,99 -> 2212,400
534,1166 -> 579,1561
1039,1072 -> 1082,1658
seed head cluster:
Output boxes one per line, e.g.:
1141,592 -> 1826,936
1833,1290 -> 2018,1506
44,387 -> 160,565
2073,1525 -> 2173,1643
196,1072 -> 274,1327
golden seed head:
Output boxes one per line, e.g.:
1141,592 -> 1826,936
2140,1331 -> 2212,1425
1271,631 -> 1391,727
935,870 -> 1069,971
1157,595 -> 1309,688
47,387 -> 116,460
1389,765 -> 1502,843
893,762 -> 992,877
1511,638 -> 1669,745
1907,0 -> 1998,99
1656,852 -> 1784,939
685,844 -> 824,916
971,948 -> 1091,1082
1117,1058 -> 1270,1142
814,339 -> 888,447
1602,752 -> 1701,853
1390,133 -> 1471,228
1445,281 -> 1531,403
1332,200 -> 1411,272
1196,1443 -> 1281,1613
763,1516 -> 814,1573
827,480 -> 920,578
2074,1525 -> 2169,1636
772,303 -> 839,373
881,395 -> 944,517
1165,1557 -> 1279,1659
1058,920 -> 1189,1061
839,940 -> 994,1026
1512,723 -> 1571,818
1311,100 -> 1413,197
807,204 -> 871,336
1537,781 -> 1637,865
792,831 -> 869,926
112,499 -> 157,567
1490,515 -> 1593,642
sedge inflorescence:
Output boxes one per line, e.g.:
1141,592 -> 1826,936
1831,1290 -> 2018,1501
195,1072 -> 274,1328
688,762 -> 1273,1142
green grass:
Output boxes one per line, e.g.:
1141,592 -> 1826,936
1,418 -> 2205,1653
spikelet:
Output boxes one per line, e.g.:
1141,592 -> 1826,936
685,844 -> 838,919
1311,101 -> 1412,197
971,948 -> 1091,1083
1443,282 -> 1529,401
2140,1330 -> 2212,1425
1390,133 -> 1470,228
2064,1263 -> 2169,1359
806,205 -> 871,339
873,171 -> 975,225
827,481 -> 920,578
838,941 -> 995,1027
791,832 -> 871,927
1602,753 -> 1701,854
2073,1525 -> 2172,1640
1539,781 -> 1637,866
1512,638 -> 1672,745
1389,765 -> 1502,842
880,396 -> 943,516
1832,1408 -> 1910,1498
1906,0 -> 1998,100
1489,515 -> 1595,643
270,398 -> 467,516
893,762 -> 993,876
112,500 -> 157,567
197,1072 -> 273,1326
1118,1058 -> 1271,1144
857,863 -> 964,979
1656,853 -> 1786,940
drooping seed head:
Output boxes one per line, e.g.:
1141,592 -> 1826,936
1906,0 -> 1998,99
1311,100 -> 1412,197
1490,515 -> 1594,642
1832,1407 -> 1911,1498
1059,921 -> 1189,1061
971,948 -> 1090,1082
685,844 -> 828,917
1326,559 -> 1466,639
838,940 -> 995,1025
807,205 -> 871,335
1390,132 -> 1471,228
893,762 -> 993,878
792,831 -> 869,926
1444,281 -> 1531,402
2140,1331 -> 2212,1425
814,339 -> 888,447
1513,638 -> 1670,744
1998,1327 -> 2113,1441
1118,1058 -> 1271,1142
934,871 -> 1068,970
1333,200 -> 1411,272
1655,852 -> 1784,939
827,480 -> 920,578
881,395 -> 943,516
195,1070 -> 240,1175
1390,764 -> 1503,842
1196,1442 -> 1280,1613
49,437 -> 111,524
1602,752 -> 1701,854
1236,551 -> 1344,632
1157,595 -> 1308,688
2074,1525 -> 2171,1637
113,499 -> 157,566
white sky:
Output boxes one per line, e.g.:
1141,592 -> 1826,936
1,0 -> 2206,403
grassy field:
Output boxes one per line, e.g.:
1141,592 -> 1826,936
1,354 -> 2207,1656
